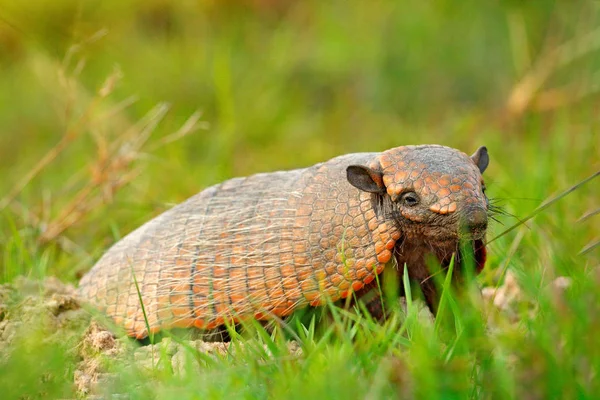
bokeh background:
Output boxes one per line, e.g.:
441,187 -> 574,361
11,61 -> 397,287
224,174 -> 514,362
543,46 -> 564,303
0,0 -> 598,281
1,2 -> 600,399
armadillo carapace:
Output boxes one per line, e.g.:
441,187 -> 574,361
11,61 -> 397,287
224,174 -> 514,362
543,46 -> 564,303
79,145 -> 490,339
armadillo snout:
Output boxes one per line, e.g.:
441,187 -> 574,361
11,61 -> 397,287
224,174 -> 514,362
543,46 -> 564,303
459,206 -> 488,239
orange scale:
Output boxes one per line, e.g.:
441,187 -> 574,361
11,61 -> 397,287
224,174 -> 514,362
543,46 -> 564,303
363,208 -> 376,221
246,267 -> 263,281
353,258 -> 366,270
438,177 -> 450,186
334,280 -> 350,292
368,218 -> 379,231
327,273 -> 342,287
395,170 -> 409,183
336,263 -> 350,277
170,296 -> 190,317
174,318 -> 196,329
319,238 -> 329,248
314,269 -> 328,284
268,286 -> 285,301
379,154 -> 391,166
294,217 -> 311,228
285,288 -> 303,302
409,170 -> 420,179
377,249 -> 392,263
365,260 -> 377,272
281,265 -> 296,278
204,320 -> 219,330
438,188 -> 451,198
134,328 -> 149,340
272,305 -> 291,315
303,290 -> 320,302
297,204 -> 312,216
360,200 -> 371,212
214,304 -> 229,317
278,304 -> 296,317
356,268 -> 369,280
382,175 -> 394,187
325,287 -> 340,300
364,275 -> 375,285
193,319 -> 207,329
230,293 -> 245,303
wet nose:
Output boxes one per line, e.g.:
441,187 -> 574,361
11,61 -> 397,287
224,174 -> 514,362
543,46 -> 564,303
460,206 -> 488,234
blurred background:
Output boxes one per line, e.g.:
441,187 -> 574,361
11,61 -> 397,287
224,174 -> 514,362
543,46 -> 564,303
0,0 -> 598,282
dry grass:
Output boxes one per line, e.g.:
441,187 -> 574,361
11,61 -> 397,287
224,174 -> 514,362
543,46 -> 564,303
0,44 -> 207,252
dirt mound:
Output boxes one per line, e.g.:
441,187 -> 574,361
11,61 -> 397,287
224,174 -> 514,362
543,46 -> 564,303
0,277 -> 87,350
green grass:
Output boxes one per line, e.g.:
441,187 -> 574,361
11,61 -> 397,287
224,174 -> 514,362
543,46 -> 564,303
0,1 -> 599,399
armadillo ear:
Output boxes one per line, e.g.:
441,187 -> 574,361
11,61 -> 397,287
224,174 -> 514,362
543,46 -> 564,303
471,146 -> 489,174
346,165 -> 386,194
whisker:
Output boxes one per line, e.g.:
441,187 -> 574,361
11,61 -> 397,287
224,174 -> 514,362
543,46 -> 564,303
488,215 -> 504,225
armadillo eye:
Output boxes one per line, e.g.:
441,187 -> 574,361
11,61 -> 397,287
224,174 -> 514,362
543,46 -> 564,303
401,192 -> 420,207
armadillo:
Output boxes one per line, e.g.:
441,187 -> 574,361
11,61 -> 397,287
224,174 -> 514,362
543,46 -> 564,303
78,145 -> 490,339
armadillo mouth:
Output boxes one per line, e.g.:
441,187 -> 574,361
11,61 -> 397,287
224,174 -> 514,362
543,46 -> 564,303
473,239 -> 487,273
390,237 -> 487,315
447,238 -> 487,274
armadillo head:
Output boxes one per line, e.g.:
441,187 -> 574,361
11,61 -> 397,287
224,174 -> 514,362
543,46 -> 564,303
346,144 -> 489,274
